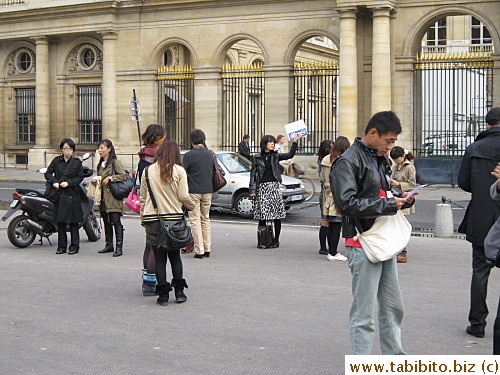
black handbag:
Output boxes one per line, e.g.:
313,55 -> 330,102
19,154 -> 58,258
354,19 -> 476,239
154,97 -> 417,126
109,164 -> 134,200
257,222 -> 274,249
144,167 -> 193,250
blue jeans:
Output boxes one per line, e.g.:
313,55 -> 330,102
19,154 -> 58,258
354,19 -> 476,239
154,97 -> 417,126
345,246 -> 405,355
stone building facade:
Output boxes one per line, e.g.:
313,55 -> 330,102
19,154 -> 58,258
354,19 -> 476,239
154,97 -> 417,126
0,0 -> 498,168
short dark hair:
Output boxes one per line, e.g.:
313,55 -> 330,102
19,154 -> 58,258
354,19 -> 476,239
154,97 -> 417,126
60,138 -> 76,151
485,107 -> 500,126
364,111 -> 402,136
243,134 -> 250,140
190,129 -> 206,146
260,135 -> 276,152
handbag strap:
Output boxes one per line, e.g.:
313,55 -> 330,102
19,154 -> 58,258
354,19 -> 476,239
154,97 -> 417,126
211,151 -> 218,173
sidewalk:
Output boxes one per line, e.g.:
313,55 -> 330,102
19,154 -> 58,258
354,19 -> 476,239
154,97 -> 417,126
0,218 -> 497,375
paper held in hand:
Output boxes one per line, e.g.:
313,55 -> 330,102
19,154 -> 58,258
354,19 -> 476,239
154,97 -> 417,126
405,184 -> 428,200
285,119 -> 308,141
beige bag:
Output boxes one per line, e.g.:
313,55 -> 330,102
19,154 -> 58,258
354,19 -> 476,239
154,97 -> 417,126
353,210 -> 412,263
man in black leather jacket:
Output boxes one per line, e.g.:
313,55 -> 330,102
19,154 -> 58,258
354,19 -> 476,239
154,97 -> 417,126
458,107 -> 500,340
330,111 -> 413,355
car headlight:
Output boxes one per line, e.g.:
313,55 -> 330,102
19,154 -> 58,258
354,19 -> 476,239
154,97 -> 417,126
299,181 -> 304,189
279,184 -> 287,192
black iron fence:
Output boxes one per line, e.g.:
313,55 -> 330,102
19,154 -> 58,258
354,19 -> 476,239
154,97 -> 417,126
413,52 -> 493,157
293,61 -> 339,154
157,66 -> 194,150
221,63 -> 265,153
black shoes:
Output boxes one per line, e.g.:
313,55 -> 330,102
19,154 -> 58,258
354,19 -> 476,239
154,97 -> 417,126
269,240 -> 280,248
204,252 -> 210,258
172,279 -> 188,303
319,249 -> 328,255
98,246 -> 114,254
194,253 -> 204,259
466,325 -> 485,338
142,281 -> 156,297
68,248 -> 79,255
113,249 -> 123,257
56,248 -> 66,254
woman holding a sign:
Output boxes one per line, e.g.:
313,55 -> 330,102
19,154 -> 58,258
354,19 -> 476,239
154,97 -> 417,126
249,134 -> 301,248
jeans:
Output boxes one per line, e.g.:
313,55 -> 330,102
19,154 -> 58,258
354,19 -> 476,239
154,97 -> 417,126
469,244 -> 491,329
188,193 -> 212,255
345,246 -> 405,355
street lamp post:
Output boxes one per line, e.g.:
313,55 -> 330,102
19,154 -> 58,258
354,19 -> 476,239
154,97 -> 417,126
297,95 -> 304,120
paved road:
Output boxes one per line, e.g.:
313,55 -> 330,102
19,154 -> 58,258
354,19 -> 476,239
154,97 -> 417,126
0,218 -> 497,375
0,181 -> 469,231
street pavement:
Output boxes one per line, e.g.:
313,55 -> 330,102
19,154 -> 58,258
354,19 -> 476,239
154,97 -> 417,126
0,214 -> 498,374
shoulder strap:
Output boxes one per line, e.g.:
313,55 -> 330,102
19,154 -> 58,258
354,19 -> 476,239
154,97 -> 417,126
144,167 -> 158,210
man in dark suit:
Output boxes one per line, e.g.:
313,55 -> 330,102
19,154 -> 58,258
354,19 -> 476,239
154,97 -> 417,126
238,134 -> 252,160
458,107 -> 500,339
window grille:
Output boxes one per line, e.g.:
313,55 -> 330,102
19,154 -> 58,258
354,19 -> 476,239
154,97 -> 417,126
78,85 -> 102,144
15,88 -> 36,144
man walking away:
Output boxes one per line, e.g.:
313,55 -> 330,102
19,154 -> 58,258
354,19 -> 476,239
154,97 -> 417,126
458,107 -> 500,339
238,135 -> 252,160
330,111 -> 414,355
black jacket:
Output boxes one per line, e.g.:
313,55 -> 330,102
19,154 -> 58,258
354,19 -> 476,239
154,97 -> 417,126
44,155 -> 84,223
183,146 -> 214,194
238,141 -> 251,160
249,142 -> 298,194
458,126 -> 500,245
330,138 -> 402,238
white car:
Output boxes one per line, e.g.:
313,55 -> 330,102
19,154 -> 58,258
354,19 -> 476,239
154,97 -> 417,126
422,134 -> 475,156
181,151 -> 308,218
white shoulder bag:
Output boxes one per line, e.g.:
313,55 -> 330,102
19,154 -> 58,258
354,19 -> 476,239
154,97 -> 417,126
353,210 -> 412,263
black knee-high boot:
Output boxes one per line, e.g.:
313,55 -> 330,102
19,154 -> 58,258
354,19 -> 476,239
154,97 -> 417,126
113,223 -> 124,257
98,214 -> 114,253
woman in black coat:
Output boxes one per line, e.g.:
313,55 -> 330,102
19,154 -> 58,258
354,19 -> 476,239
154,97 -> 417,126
249,134 -> 300,248
44,138 -> 84,254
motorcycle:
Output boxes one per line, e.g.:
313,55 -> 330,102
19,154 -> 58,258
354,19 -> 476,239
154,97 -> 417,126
1,153 -> 101,248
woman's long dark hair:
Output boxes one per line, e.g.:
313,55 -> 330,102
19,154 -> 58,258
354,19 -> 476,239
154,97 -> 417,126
154,140 -> 183,183
142,124 -> 166,146
97,139 -> 117,171
317,140 -> 333,161
390,146 -> 415,162
330,136 -> 350,163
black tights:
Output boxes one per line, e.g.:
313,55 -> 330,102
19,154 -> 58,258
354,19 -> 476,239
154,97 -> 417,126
152,246 -> 183,285
259,219 -> 281,241
143,243 -> 155,274
327,222 -> 342,256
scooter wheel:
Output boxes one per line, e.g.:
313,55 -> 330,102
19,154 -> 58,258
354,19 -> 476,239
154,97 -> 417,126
83,212 -> 101,242
7,215 -> 37,248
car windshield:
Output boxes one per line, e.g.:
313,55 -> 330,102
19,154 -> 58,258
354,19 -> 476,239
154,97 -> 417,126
217,153 -> 251,173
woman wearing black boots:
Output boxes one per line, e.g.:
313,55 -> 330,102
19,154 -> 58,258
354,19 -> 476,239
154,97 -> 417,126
96,139 -> 126,257
45,138 -> 84,255
140,141 -> 195,306
249,134 -> 301,248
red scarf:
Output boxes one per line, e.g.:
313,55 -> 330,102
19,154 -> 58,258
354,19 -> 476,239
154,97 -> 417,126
138,145 -> 159,164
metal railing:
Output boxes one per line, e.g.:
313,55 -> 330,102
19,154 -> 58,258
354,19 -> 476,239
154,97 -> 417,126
413,51 -> 493,157
157,65 -> 194,150
220,63 -> 265,154
293,61 -> 339,154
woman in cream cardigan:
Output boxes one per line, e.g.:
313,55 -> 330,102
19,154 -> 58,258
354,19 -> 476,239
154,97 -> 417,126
320,136 -> 350,261
390,146 -> 417,263
140,140 -> 195,306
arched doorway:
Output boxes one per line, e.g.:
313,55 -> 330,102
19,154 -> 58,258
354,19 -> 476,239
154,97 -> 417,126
293,36 -> 339,154
414,15 -> 494,158
157,43 -> 194,149
221,39 -> 265,153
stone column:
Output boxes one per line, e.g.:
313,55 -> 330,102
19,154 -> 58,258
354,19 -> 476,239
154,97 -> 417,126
492,53 -> 500,108
370,6 -> 393,114
193,67 -> 221,148
101,32 -> 118,140
263,64 -> 293,138
34,37 -> 50,147
337,8 -> 358,141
